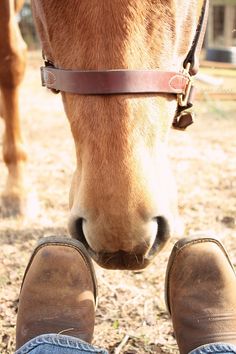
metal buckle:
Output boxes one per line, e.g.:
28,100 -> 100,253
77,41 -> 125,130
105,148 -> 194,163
177,63 -> 193,107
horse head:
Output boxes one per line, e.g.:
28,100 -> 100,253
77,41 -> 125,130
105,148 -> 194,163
31,0 -> 207,269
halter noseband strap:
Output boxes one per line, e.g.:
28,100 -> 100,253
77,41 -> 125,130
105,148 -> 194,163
40,0 -> 208,130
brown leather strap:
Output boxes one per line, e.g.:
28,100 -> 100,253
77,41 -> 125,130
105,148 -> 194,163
173,0 -> 209,129
184,0 -> 209,75
41,67 -> 190,95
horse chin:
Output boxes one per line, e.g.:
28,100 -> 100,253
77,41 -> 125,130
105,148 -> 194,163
89,249 -> 151,270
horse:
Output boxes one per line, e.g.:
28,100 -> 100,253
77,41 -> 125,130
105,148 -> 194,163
0,0 -> 27,216
1,0 -> 208,269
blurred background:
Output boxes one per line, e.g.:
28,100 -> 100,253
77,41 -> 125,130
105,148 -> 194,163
0,2 -> 235,354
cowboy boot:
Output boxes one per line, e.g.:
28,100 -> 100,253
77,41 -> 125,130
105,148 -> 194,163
165,236 -> 236,354
16,236 -> 97,350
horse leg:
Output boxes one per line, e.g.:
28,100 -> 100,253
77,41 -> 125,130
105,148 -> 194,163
1,86 -> 28,216
0,0 -> 28,216
14,0 -> 25,13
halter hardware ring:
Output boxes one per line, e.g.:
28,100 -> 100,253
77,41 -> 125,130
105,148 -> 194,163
177,63 -> 193,107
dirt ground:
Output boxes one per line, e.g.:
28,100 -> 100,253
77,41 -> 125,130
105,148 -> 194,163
0,52 -> 236,353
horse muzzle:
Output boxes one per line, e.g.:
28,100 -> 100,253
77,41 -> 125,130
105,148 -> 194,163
68,216 -> 170,270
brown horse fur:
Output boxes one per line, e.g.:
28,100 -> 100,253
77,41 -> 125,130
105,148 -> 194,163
31,0 -> 205,269
0,0 -> 27,216
1,0 -> 204,268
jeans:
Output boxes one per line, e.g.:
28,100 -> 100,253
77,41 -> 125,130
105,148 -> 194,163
15,334 -> 236,354
15,334 -> 108,354
190,343 -> 236,354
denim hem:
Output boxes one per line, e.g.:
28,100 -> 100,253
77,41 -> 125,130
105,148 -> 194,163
15,333 -> 108,354
190,342 -> 236,354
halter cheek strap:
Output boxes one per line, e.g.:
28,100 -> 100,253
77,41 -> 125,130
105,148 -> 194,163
40,0 -> 209,130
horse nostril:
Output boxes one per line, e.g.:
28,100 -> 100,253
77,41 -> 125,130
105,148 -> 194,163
74,218 -> 88,245
148,216 -> 170,257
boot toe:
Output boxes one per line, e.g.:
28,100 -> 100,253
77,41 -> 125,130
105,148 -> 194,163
16,236 -> 97,349
165,236 -> 236,354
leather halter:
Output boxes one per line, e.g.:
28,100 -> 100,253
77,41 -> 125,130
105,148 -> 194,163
41,0 -> 209,130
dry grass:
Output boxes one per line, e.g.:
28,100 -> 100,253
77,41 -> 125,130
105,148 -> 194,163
0,52 -> 236,353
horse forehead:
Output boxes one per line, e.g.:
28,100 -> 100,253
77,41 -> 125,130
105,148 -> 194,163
33,1 -> 199,54
34,1 -> 177,35
34,1 -> 201,23
34,1 -> 182,69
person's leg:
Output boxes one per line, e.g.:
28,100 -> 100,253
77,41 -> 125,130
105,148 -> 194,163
15,236 -> 108,354
189,342 -> 236,354
15,333 -> 108,354
165,236 -> 236,354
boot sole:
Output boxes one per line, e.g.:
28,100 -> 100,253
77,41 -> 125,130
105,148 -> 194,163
165,235 -> 235,315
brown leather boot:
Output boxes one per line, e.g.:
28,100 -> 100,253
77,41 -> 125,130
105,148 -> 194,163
16,236 -> 97,350
165,236 -> 236,354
